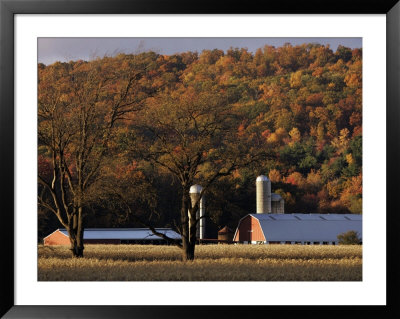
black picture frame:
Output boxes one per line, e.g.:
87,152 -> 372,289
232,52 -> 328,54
1,0 -> 399,318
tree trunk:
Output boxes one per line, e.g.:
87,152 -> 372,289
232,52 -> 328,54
181,225 -> 196,261
70,238 -> 84,258
182,241 -> 195,261
68,207 -> 85,258
68,230 -> 83,258
180,185 -> 196,261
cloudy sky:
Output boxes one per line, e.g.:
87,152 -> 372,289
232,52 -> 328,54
38,37 -> 362,65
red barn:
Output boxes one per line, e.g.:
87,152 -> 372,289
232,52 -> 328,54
233,214 -> 362,245
43,229 -> 71,245
233,215 -> 266,243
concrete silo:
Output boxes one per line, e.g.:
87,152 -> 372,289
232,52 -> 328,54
271,193 -> 285,214
256,175 -> 271,214
189,184 -> 206,239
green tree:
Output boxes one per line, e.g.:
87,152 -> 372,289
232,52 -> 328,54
337,230 -> 361,245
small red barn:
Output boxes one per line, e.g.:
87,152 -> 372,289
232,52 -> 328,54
233,215 -> 265,243
43,229 -> 71,245
217,226 -> 234,243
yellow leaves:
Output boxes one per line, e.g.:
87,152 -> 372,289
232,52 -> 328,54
259,83 -> 280,100
59,93 -> 70,103
326,179 -> 343,198
268,169 -> 282,183
312,67 -> 324,78
232,169 -> 241,179
289,127 -> 301,145
328,59 -> 345,72
345,153 -> 354,165
275,127 -> 287,138
326,120 -> 338,139
306,170 -> 322,188
182,71 -> 195,83
339,128 -> 350,142
289,70 -> 302,88
207,148 -> 217,157
267,132 -> 278,144
344,61 -> 362,89
339,174 -> 362,214
215,55 -> 235,71
344,73 -> 361,89
331,128 -> 350,154
266,127 -> 287,145
341,174 -> 362,197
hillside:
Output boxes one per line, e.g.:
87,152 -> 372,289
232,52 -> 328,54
38,43 -> 362,239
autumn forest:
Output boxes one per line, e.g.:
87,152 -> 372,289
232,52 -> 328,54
38,43 -> 362,256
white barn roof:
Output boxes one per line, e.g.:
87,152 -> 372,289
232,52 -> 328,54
241,214 -> 362,242
57,228 -> 181,240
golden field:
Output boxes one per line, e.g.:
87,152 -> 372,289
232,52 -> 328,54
38,244 -> 362,281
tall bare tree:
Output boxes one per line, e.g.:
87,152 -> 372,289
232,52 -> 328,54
38,57 -> 145,257
130,86 -> 267,260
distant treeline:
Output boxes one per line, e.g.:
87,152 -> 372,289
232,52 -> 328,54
38,44 -> 362,239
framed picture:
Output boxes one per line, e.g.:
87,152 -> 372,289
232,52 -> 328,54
1,0 -> 399,317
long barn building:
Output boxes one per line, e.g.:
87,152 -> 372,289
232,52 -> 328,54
233,213 -> 362,245
44,228 -> 181,245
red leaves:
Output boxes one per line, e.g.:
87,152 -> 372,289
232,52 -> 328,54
112,161 -> 140,180
285,172 -> 304,186
261,129 -> 271,139
173,146 -> 183,154
237,123 -> 246,136
306,93 -> 324,106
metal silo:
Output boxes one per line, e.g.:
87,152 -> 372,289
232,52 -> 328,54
256,175 -> 271,214
279,198 -> 285,214
189,184 -> 205,239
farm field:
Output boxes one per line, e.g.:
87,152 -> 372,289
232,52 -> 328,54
38,244 -> 362,281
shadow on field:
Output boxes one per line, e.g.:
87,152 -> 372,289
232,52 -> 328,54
38,244 -> 362,262
38,245 -> 183,262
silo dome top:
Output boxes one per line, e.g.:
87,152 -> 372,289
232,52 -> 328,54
189,184 -> 203,193
256,175 -> 270,182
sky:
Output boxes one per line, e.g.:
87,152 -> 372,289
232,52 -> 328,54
38,37 -> 362,65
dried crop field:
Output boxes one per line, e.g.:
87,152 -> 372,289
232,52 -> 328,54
38,244 -> 362,281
